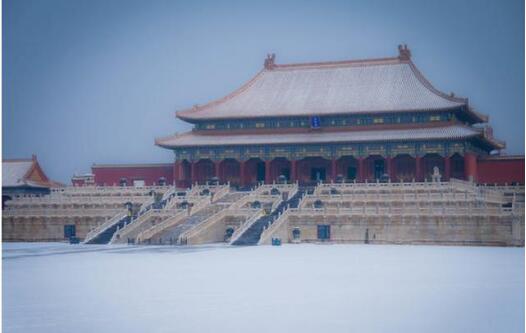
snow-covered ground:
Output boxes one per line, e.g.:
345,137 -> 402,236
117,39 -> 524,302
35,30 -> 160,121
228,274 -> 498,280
3,243 -> 524,333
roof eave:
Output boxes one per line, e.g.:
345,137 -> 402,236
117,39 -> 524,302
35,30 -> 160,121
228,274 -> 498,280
176,105 -> 466,122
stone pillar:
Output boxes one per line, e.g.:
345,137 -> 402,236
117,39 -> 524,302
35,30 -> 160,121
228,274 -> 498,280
190,161 -> 197,185
444,155 -> 451,181
358,157 -> 365,182
265,160 -> 272,184
290,160 -> 297,182
415,156 -> 422,181
464,153 -> 478,182
239,160 -> 246,187
331,158 -> 337,182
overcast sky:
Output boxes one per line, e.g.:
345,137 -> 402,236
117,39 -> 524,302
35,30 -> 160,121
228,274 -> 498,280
3,0 -> 524,183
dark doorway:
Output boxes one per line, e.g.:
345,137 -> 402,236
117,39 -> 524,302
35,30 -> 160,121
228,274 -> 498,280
347,166 -> 357,181
374,160 -> 385,180
280,168 -> 290,181
64,225 -> 76,238
2,195 -> 12,209
256,162 -> 265,182
317,225 -> 330,240
311,168 -> 326,181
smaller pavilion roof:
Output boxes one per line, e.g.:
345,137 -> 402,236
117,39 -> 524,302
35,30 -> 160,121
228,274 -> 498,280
2,155 -> 60,188
156,125 -> 492,149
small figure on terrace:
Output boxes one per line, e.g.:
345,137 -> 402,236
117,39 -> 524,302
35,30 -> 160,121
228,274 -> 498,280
432,166 -> 442,182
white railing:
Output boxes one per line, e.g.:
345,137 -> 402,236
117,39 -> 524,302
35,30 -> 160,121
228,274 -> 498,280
2,207 -> 122,217
258,209 -> 291,245
287,205 -> 518,217
182,208 -> 260,242
301,192 -> 480,203
229,209 -> 266,244
188,197 -> 212,215
314,179 -> 476,195
50,185 -> 173,196
112,209 -> 184,244
136,197 -> 212,242
83,210 -> 127,243
5,195 -> 151,207
254,183 -> 298,195
136,211 -> 188,242
211,185 -> 230,203
270,197 -> 283,211
111,208 -> 156,243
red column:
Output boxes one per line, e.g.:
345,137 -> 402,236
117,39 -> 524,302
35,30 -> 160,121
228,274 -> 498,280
173,161 -> 180,187
331,158 -> 337,182
239,160 -> 245,186
190,161 -> 197,185
464,153 -> 478,182
386,157 -> 393,181
214,161 -> 221,180
415,156 -> 422,182
358,157 -> 365,182
265,160 -> 272,184
290,160 -> 297,182
444,156 -> 451,181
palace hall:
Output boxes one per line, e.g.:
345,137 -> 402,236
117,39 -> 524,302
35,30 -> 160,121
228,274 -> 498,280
156,45 -> 507,188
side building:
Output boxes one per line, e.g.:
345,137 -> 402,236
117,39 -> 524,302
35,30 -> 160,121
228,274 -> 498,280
2,155 -> 62,206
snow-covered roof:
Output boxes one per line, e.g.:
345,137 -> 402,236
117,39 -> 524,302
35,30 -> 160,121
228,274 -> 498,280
177,48 -> 468,121
2,156 -> 58,188
2,160 -> 35,187
156,125 -> 480,148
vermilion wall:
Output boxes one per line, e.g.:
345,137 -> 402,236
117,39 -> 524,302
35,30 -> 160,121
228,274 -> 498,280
92,164 -> 174,186
477,157 -> 524,185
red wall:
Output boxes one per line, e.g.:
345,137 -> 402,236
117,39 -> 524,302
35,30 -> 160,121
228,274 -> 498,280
477,156 -> 524,185
92,164 -> 174,186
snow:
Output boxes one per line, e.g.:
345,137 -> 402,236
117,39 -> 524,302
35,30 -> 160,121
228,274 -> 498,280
3,243 -> 524,333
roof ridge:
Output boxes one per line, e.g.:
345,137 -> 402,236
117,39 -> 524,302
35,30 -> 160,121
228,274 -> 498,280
273,56 -> 403,70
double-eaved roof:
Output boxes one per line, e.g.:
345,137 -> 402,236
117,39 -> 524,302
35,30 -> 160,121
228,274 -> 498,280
158,47 -> 503,151
177,48 -> 481,121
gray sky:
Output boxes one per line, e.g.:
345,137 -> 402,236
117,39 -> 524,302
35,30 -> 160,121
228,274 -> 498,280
3,0 -> 524,183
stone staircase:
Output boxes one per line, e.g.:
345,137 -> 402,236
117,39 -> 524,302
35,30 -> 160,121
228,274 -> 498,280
85,215 -> 131,244
147,192 -> 247,244
152,204 -> 223,244
232,189 -> 304,246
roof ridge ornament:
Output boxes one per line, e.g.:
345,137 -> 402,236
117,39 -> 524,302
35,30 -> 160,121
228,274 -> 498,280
398,44 -> 411,60
264,53 -> 276,69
